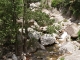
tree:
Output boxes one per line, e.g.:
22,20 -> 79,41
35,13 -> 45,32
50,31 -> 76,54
0,0 -> 22,57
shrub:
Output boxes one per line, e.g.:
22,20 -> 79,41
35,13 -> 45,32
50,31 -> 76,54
60,57 -> 64,60
25,9 -> 55,26
51,0 -> 64,7
46,25 -> 61,34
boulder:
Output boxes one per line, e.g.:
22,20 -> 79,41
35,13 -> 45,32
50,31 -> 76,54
12,54 -> 18,60
56,30 -> 70,47
30,2 -> 41,8
57,50 -> 80,60
28,30 -> 42,40
28,19 -> 40,29
40,34 -> 56,45
40,26 -> 48,32
19,28 -> 25,33
30,3 -> 37,9
65,23 -> 79,37
59,41 -> 80,54
42,9 -> 50,15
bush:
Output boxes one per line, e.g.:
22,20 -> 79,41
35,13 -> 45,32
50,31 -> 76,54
25,9 -> 55,26
46,25 -> 61,34
51,0 -> 64,7
60,57 -> 64,60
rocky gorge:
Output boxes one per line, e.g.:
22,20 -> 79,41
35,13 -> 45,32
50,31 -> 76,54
1,1 -> 80,60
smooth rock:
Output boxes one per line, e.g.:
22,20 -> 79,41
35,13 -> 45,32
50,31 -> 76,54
57,50 -> 80,60
59,41 -> 80,54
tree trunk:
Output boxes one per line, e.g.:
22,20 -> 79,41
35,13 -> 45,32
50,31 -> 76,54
23,0 -> 30,53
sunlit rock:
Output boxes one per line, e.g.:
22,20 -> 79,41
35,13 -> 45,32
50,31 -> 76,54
59,41 -> 80,54
42,9 -> 50,15
40,26 -> 48,32
65,23 -> 79,37
21,53 -> 26,60
28,19 -> 40,29
28,29 -> 42,39
40,34 -> 56,45
17,18 -> 24,24
57,30 -> 70,44
35,2 -> 41,7
27,27 -> 35,32
58,50 -> 80,60
30,3 -> 37,9
19,28 -> 25,33
30,2 -> 41,10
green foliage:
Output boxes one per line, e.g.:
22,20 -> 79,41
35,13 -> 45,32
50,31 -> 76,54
46,25 -> 61,34
51,0 -> 80,17
71,1 -> 80,17
60,57 -> 64,60
51,0 -> 64,7
0,0 -> 22,43
25,9 -> 55,26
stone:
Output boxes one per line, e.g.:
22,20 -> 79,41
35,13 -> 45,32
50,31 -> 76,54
65,23 -> 79,37
12,54 -> 18,60
42,9 -> 50,15
59,41 -> 80,54
40,34 -> 56,45
40,26 -> 48,32
28,30 -> 42,40
65,25 -> 74,36
57,50 -> 80,60
56,30 -> 70,47
28,19 -> 40,29
19,28 -> 25,33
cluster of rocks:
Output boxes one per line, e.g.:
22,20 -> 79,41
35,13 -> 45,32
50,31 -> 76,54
8,1 -> 80,60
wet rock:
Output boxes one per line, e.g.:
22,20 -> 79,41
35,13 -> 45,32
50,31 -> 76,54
55,30 -> 70,48
31,50 -> 49,60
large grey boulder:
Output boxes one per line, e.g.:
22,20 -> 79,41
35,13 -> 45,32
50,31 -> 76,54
40,34 -> 56,45
59,41 -> 80,54
65,23 -> 79,37
57,50 -> 80,60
